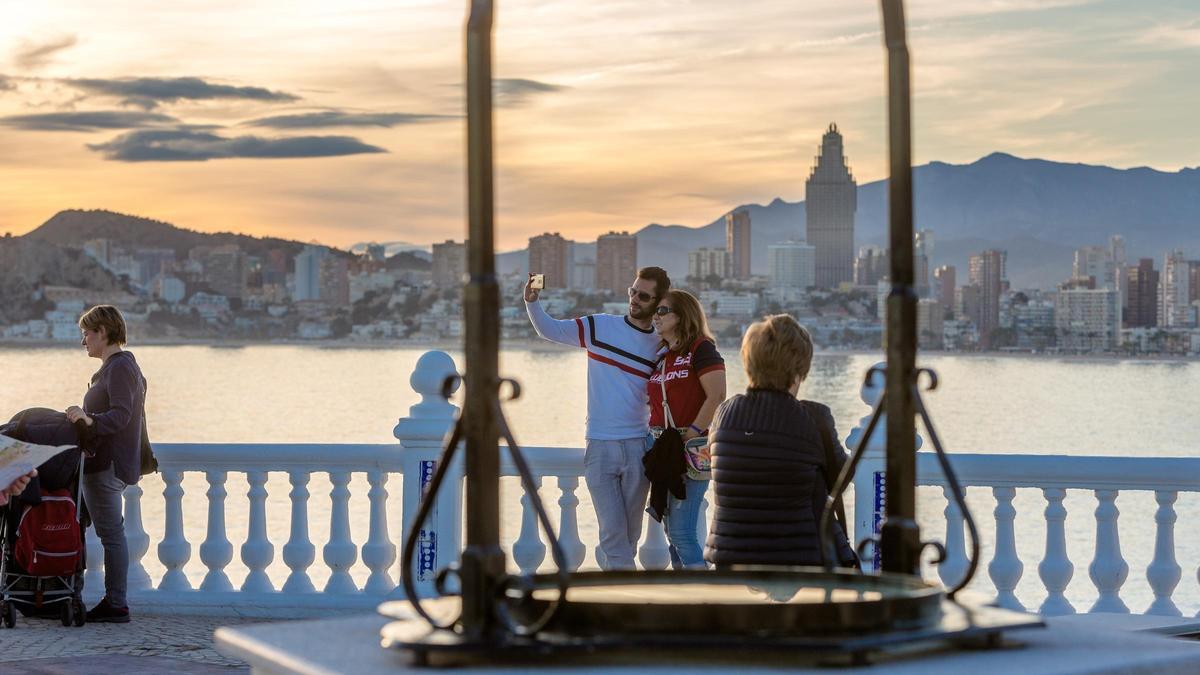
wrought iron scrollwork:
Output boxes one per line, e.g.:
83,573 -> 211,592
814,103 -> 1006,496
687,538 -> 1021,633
400,373 -> 571,636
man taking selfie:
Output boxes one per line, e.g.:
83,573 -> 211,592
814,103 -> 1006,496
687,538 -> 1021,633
524,267 -> 670,570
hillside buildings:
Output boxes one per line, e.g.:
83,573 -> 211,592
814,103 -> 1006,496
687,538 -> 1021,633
596,231 -> 637,294
1056,285 -> 1122,351
854,246 -> 888,287
934,265 -> 956,314
968,249 -> 1007,345
767,241 -> 816,290
805,123 -> 857,289
432,240 -> 466,287
1160,250 -> 1197,328
528,232 -> 571,290
725,211 -> 752,279
1125,258 -> 1159,328
688,247 -> 730,283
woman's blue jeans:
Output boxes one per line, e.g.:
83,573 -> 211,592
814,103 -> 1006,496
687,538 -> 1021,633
665,477 -> 709,570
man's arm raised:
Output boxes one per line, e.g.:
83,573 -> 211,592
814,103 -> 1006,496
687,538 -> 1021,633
524,274 -> 584,348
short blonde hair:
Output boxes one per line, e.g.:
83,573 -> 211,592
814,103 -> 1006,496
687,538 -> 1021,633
78,305 -> 128,345
741,314 -> 813,391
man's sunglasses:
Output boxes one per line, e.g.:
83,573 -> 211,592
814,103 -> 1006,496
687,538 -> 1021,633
654,306 -> 675,316
627,287 -> 655,303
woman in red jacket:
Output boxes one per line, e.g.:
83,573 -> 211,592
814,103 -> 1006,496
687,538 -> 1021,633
648,289 -> 726,569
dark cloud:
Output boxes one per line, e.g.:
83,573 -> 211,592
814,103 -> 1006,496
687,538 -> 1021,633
245,110 -> 457,129
65,76 -> 300,109
14,35 -> 78,70
494,78 -> 567,107
87,127 -> 386,162
0,110 -> 177,131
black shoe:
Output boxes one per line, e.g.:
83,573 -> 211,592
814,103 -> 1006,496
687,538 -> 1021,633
86,597 -> 130,623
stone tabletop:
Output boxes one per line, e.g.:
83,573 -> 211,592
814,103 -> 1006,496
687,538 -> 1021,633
215,610 -> 1200,674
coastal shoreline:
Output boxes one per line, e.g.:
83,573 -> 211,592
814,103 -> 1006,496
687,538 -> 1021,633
0,338 -> 1194,363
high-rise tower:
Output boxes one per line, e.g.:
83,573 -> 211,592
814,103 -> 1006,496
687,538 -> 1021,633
805,124 -> 857,288
725,210 -> 751,279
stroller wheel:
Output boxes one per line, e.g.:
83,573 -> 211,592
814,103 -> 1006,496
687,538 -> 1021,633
72,597 -> 85,626
61,601 -> 73,627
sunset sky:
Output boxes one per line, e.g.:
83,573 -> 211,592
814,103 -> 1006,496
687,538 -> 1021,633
2,1 -> 1196,251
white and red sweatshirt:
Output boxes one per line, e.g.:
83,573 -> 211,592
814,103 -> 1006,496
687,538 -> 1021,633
526,300 -> 660,441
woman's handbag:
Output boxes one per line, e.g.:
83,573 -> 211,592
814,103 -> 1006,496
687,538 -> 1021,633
657,355 -> 711,481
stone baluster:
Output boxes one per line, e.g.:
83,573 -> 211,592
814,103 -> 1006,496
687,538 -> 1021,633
639,517 -> 670,570
513,476 -> 547,574
282,470 -> 316,593
361,470 -> 397,594
1088,489 -> 1129,613
157,470 -> 191,591
1145,490 -> 1181,616
122,484 -> 152,590
938,485 -> 968,589
987,487 -> 1024,611
556,476 -> 586,571
694,493 -> 710,556
1037,488 -> 1075,615
323,471 -> 358,593
199,470 -> 234,591
847,364 -> 921,572
241,471 -> 274,593
391,351 -> 461,599
84,525 -> 104,595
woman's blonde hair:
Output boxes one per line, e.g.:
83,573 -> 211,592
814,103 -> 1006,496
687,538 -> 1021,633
659,289 -> 713,352
741,314 -> 813,391
78,305 -> 128,346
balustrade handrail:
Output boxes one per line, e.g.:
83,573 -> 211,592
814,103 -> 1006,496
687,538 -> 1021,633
915,453 -> 1200,491
154,443 -> 404,472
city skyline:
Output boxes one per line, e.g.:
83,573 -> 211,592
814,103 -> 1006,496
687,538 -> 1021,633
2,1 -> 1198,251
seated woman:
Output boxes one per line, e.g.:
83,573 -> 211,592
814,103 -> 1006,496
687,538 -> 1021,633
704,314 -> 856,568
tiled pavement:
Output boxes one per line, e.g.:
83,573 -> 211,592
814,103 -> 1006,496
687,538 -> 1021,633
0,613 -> 260,673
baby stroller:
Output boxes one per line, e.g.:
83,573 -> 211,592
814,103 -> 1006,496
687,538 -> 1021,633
0,408 -> 90,628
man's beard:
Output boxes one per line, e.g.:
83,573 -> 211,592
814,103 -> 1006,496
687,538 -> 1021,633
629,302 -> 655,321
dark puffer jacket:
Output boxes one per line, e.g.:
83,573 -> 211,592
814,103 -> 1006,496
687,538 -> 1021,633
703,389 -> 856,567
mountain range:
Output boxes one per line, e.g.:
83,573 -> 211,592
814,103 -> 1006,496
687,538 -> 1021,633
499,153 -> 1200,290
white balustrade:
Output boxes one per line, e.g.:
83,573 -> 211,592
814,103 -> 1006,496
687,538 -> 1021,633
199,470 -> 234,592
241,470 -> 274,592
513,476 -> 548,574
1145,491 -> 1181,616
361,470 -> 396,594
282,470 -> 316,593
1038,488 -> 1075,615
123,483 -> 152,590
1089,490 -> 1129,613
71,351 -> 1196,619
556,476 -> 586,571
323,471 -> 358,594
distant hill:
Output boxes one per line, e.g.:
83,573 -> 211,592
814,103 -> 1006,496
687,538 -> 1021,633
502,153 -> 1200,290
22,209 -> 321,260
0,236 -> 125,324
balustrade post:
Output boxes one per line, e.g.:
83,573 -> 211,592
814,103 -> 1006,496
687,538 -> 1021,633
847,364 -> 921,572
1038,488 -> 1075,615
282,470 -> 316,593
323,471 -> 359,594
122,484 -> 152,590
241,470 -> 275,593
157,470 -> 191,591
988,487 -> 1024,611
556,476 -> 586,571
1145,490 -> 1181,616
199,470 -> 234,592
1088,489 -> 1129,613
361,470 -> 397,594
938,485 -> 967,589
513,476 -> 547,574
391,351 -> 461,599
84,524 -> 104,595
638,517 -> 670,570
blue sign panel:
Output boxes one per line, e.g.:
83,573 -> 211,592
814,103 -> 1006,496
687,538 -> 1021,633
418,459 -> 438,581
872,470 -> 885,572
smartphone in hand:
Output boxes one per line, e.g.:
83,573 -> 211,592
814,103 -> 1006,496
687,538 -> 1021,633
530,273 -> 545,290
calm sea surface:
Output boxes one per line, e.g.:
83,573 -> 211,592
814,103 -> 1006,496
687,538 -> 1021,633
2,344 -> 1198,612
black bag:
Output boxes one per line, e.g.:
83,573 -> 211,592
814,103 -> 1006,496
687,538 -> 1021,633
803,401 -> 858,567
